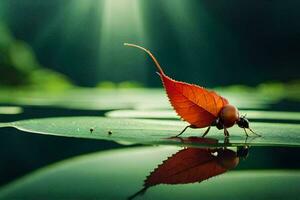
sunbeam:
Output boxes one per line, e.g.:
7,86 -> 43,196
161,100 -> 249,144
98,0 -> 148,83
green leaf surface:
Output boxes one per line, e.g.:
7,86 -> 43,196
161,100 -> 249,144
0,146 -> 299,200
1,117 -> 300,147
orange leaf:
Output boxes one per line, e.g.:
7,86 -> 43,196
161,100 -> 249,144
124,43 -> 229,128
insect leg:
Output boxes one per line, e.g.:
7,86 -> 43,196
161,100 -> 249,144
175,125 -> 191,137
224,127 -> 229,137
201,126 -> 211,137
243,128 -> 249,137
224,136 -> 229,144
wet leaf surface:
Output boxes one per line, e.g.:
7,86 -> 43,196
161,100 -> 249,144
1,117 -> 300,147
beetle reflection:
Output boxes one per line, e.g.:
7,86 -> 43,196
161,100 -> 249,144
128,137 -> 249,200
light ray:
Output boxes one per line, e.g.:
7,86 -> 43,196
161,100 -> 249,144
97,0 -> 148,83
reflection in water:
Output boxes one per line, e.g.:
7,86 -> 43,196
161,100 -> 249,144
128,137 -> 249,200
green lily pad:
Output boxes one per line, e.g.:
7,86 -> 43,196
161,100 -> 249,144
0,146 -> 299,200
0,88 -> 169,110
0,117 -> 300,147
105,110 -> 300,121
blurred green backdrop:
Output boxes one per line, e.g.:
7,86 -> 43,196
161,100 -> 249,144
0,0 -> 299,88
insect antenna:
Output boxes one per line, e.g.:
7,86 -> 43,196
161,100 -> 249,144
240,113 -> 247,118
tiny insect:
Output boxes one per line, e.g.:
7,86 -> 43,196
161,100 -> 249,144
90,128 -> 94,133
108,130 -> 112,135
125,43 -> 261,138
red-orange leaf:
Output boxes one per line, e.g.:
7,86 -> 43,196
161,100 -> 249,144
125,43 -> 229,128
160,74 -> 228,127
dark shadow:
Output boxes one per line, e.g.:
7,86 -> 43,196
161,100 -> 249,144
128,137 -> 248,200
0,127 -> 126,187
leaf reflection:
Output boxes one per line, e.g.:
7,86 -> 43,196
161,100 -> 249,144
128,137 -> 249,199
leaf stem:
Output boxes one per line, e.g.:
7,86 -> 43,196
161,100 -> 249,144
124,43 -> 165,75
